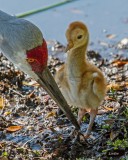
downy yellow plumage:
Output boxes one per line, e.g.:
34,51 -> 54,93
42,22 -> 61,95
55,21 -> 106,137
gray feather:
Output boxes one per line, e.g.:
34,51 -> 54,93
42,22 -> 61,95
0,10 -> 43,80
0,10 -> 43,53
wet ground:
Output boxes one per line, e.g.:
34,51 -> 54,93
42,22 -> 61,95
0,44 -> 128,159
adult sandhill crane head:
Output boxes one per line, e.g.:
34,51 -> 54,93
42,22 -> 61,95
0,10 -> 80,130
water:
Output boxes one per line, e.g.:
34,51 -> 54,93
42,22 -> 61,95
0,0 -> 128,58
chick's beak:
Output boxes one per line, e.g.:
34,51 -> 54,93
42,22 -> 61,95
36,67 -> 80,130
65,41 -> 74,52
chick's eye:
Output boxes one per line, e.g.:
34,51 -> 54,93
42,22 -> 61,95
77,35 -> 83,39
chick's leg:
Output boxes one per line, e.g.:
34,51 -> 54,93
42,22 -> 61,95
78,108 -> 87,125
70,108 -> 87,139
85,108 -> 98,137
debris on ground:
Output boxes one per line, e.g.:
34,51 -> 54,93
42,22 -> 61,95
0,40 -> 128,160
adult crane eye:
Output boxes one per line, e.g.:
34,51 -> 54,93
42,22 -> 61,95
77,35 -> 83,39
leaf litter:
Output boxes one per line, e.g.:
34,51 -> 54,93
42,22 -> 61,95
0,40 -> 128,160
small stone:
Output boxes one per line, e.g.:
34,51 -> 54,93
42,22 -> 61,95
112,67 -> 118,74
117,38 -> 128,49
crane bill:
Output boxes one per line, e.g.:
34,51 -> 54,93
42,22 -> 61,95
36,67 -> 80,130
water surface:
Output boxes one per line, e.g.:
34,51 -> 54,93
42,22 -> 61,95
0,0 -> 128,58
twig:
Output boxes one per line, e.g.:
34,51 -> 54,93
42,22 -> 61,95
16,0 -> 76,18
22,135 -> 38,147
21,130 -> 44,147
9,88 -> 25,98
1,81 -> 25,98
